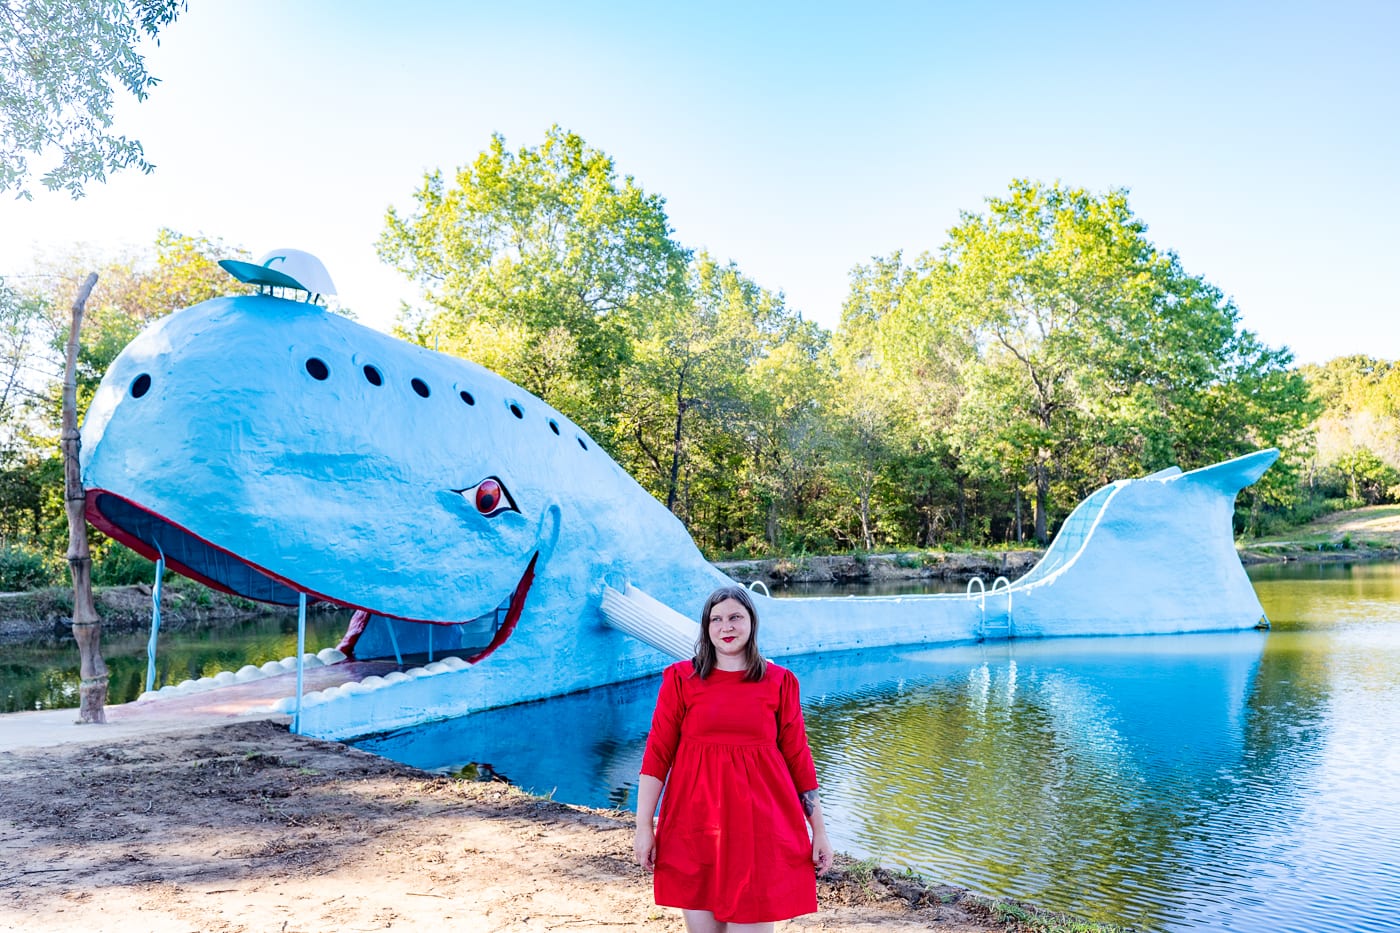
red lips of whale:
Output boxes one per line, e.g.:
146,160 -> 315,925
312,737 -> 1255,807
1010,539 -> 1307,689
83,489 -> 536,663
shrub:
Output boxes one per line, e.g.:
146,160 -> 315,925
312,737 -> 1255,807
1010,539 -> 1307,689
91,542 -> 158,587
0,543 -> 56,591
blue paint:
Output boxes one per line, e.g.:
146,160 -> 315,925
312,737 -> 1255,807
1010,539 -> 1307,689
80,294 -> 1279,741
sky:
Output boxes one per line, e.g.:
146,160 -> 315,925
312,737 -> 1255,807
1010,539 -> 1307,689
2,0 -> 1396,365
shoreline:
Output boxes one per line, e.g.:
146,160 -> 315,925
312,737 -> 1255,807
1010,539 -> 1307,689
0,717 -> 1117,932
4,543 -> 1398,642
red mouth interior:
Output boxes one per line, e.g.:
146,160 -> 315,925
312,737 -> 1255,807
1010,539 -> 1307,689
85,489 -> 533,662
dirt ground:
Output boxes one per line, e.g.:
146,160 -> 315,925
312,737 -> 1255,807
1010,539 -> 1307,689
0,720 -> 1076,933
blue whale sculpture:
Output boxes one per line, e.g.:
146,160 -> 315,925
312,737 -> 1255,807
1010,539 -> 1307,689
80,293 -> 1277,740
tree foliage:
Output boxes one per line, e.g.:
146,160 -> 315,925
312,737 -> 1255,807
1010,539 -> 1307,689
1,0 -> 186,199
0,153 -> 1355,577
0,229 -> 248,572
1296,356 -> 1400,509
375,142 -> 1332,554
379,126 -> 689,434
897,180 -> 1314,542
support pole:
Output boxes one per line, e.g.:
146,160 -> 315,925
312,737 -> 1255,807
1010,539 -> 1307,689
144,550 -> 165,693
293,592 -> 307,734
384,615 -> 403,666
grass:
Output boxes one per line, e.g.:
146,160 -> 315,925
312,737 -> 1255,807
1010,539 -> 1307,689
1245,503 -> 1400,552
969,895 -> 1126,932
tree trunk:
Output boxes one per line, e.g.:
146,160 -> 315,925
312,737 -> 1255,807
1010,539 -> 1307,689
62,273 -> 106,723
1034,458 -> 1049,545
859,481 -> 873,551
1014,484 -> 1022,543
666,394 -> 685,513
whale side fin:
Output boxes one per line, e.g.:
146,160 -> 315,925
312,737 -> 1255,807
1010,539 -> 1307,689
600,585 -> 696,659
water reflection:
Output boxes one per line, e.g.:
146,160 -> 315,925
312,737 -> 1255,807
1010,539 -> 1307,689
0,613 -> 346,712
352,633 -> 1284,930
356,563 -> 1400,932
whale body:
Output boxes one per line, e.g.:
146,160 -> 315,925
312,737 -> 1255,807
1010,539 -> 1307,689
81,294 -> 1277,740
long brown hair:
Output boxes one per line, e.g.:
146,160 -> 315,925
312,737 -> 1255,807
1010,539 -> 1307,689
692,585 -> 767,681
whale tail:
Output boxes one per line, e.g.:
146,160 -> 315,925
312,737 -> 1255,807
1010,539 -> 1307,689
1176,448 -> 1280,494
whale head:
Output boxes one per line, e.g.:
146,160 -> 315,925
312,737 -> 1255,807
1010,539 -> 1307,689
79,294 -> 692,653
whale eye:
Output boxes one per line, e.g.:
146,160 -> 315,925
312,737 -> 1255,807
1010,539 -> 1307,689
455,477 -> 518,518
476,479 -> 502,512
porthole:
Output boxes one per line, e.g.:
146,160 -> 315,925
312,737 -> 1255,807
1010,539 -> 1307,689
459,390 -> 475,406
508,401 -> 523,419
305,358 -> 329,380
548,419 -> 560,436
363,365 -> 383,386
577,437 -> 588,451
130,374 -> 151,398
411,378 -> 430,398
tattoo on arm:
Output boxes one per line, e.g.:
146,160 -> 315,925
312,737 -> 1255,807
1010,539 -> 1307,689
800,789 -> 820,818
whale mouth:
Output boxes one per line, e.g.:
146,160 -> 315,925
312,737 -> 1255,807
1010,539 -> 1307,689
84,489 -> 535,662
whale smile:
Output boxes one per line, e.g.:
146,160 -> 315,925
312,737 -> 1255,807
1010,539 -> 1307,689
85,488 -> 537,663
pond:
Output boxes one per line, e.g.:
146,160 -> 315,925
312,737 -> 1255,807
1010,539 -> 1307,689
0,612 -> 347,713
3,563 -> 1399,930
352,561 -> 1400,932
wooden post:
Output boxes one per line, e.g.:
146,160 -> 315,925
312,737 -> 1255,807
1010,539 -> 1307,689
62,273 -> 107,723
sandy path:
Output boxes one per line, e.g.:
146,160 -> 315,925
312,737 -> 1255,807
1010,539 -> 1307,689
0,720 -> 1045,933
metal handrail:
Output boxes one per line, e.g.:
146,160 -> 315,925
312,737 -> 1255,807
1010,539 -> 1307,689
988,576 -> 1014,635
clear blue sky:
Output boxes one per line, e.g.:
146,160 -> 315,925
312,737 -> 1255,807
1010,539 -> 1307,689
2,0 -> 1395,365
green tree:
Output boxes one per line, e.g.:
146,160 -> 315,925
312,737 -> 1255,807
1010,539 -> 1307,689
378,127 -> 690,434
1,0 -> 186,198
0,276 -> 46,442
616,255 -> 786,517
831,253 -> 969,547
0,230 -> 250,559
1330,447 -> 1400,505
1302,356 -> 1400,472
27,229 -> 252,426
738,325 -> 834,552
932,180 -> 1311,542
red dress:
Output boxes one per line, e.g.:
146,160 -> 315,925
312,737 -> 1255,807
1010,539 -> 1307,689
640,660 -> 819,923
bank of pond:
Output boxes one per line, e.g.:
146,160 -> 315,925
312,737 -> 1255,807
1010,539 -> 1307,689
4,560 -> 1400,931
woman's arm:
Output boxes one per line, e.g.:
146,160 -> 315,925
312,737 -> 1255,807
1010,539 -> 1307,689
800,789 -> 834,875
634,773 -> 665,871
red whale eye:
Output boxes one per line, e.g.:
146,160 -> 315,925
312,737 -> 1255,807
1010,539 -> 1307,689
476,479 -> 501,513
455,477 -> 518,518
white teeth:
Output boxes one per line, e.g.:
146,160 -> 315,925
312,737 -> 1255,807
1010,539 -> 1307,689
136,647 -> 348,702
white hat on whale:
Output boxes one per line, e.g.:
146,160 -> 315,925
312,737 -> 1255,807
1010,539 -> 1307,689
219,248 -> 337,298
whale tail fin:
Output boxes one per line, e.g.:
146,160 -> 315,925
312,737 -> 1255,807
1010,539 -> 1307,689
1175,448 -> 1280,494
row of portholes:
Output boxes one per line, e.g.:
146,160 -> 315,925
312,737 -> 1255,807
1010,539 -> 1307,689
300,356 -> 588,450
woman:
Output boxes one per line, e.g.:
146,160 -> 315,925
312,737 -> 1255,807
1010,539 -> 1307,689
634,585 -> 833,932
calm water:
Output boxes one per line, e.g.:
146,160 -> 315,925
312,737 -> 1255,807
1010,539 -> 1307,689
354,562 -> 1400,933
0,613 -> 346,713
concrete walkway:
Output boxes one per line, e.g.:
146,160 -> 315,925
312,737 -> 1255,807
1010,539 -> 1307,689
0,659 -> 399,752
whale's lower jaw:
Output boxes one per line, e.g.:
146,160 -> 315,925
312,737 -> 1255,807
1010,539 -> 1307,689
83,491 -> 537,660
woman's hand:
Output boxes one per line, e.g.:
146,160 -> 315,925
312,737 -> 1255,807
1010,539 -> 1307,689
634,775 -> 664,873
634,821 -> 657,872
812,828 -> 833,876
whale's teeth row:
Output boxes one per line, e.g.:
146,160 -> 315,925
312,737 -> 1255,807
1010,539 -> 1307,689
264,655 -> 472,714
135,647 -> 348,702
